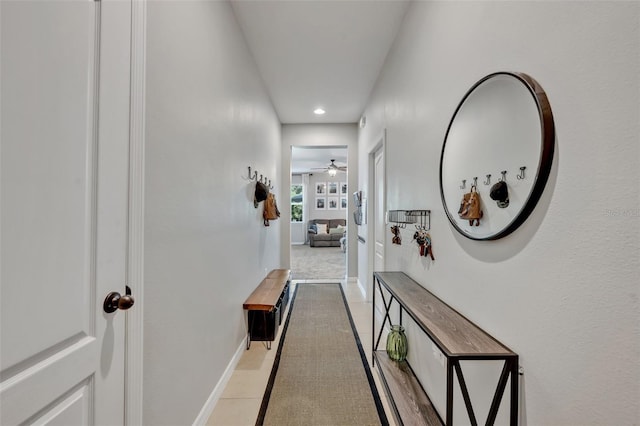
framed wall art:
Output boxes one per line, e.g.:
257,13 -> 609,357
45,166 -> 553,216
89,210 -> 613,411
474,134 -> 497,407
327,196 -> 339,210
340,197 -> 347,209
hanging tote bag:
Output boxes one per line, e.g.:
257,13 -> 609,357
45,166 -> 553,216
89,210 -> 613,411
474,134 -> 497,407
263,193 -> 280,226
458,185 -> 483,226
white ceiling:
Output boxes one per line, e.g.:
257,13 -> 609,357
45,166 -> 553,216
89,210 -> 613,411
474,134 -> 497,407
291,146 -> 347,174
231,0 -> 411,124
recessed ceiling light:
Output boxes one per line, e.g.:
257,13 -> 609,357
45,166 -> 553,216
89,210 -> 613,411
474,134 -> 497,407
313,108 -> 326,115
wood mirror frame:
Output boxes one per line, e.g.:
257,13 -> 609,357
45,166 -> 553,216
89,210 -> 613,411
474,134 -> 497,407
439,72 -> 555,240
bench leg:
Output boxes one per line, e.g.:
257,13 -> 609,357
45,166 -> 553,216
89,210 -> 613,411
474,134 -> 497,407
246,309 -> 252,350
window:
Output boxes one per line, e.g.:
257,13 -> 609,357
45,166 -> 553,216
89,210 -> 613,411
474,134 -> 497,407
291,184 -> 303,222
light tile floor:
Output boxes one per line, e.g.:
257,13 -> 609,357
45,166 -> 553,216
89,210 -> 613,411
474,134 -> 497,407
207,279 -> 396,426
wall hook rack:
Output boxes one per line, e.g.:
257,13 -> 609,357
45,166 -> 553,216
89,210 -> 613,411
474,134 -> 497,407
458,166 -> 527,194
248,166 -> 274,189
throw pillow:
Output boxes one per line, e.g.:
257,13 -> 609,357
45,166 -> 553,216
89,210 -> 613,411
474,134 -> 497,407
329,227 -> 344,235
316,223 -> 327,234
309,223 -> 318,233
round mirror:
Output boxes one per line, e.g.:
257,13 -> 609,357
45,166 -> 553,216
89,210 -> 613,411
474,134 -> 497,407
439,72 -> 555,240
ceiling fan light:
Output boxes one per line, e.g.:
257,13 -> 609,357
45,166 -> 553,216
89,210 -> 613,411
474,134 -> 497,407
327,168 -> 337,176
314,108 -> 326,115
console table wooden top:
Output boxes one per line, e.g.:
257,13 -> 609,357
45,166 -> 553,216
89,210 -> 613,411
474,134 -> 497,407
374,271 -> 514,356
243,269 -> 290,311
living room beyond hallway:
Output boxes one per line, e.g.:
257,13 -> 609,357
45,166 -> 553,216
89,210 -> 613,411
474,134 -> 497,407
290,244 -> 346,280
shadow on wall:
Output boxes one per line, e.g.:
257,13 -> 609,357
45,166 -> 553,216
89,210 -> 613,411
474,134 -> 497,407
450,139 -> 559,262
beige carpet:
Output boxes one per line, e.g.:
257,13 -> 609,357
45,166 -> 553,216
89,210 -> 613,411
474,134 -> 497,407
290,245 -> 346,280
257,284 -> 387,426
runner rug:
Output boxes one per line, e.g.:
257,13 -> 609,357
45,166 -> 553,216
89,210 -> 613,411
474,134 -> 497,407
256,283 -> 388,426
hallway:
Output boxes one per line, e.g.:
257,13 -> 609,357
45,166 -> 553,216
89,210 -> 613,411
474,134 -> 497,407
207,280 -> 396,426
2,1 -> 638,424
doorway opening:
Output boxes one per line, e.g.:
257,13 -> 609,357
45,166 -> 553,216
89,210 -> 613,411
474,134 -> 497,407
290,146 -> 348,280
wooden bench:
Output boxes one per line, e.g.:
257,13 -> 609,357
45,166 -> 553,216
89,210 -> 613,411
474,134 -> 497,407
373,272 -> 519,426
243,269 -> 290,349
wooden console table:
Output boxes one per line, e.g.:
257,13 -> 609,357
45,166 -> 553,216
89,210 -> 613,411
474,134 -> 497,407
373,272 -> 519,426
243,269 -> 290,349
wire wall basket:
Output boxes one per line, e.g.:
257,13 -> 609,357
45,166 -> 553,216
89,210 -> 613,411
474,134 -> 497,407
387,210 -> 430,230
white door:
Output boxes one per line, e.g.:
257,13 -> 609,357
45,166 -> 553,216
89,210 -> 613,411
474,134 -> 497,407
1,1 -> 132,424
373,147 -> 385,272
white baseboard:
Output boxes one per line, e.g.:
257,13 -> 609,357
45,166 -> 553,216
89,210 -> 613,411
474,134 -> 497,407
356,278 -> 367,299
192,339 -> 246,425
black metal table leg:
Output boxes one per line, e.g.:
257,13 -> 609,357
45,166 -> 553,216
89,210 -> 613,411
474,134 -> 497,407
372,274 -> 376,366
446,358 -> 454,426
510,358 -> 519,426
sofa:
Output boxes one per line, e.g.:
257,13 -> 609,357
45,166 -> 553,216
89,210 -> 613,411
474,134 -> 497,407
307,219 -> 346,247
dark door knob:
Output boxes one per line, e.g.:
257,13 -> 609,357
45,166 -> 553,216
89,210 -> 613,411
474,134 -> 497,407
103,286 -> 135,313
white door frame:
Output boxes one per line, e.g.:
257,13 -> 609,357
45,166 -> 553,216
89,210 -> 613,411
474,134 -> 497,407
125,0 -> 146,424
366,130 -> 386,300
287,144 -> 350,279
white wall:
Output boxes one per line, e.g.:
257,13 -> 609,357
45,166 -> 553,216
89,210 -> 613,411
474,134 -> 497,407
282,124 -> 358,278
144,2 -> 281,424
359,2 -> 639,425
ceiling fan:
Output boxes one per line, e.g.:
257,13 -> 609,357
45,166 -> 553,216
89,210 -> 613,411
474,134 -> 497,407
312,159 -> 347,176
